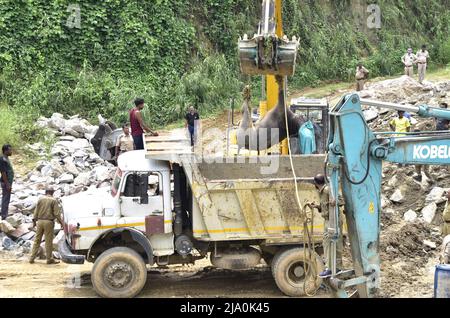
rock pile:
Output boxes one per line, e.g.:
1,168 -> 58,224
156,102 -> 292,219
0,113 -> 116,258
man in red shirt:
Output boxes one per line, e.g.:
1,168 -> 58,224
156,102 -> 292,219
129,98 -> 158,150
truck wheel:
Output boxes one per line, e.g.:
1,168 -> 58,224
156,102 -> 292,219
271,248 -> 324,297
91,247 -> 147,298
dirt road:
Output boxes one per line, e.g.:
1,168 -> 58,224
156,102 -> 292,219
0,256 -> 330,298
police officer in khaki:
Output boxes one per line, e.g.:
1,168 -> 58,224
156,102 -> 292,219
416,45 -> 430,84
29,187 -> 63,264
402,48 -> 416,77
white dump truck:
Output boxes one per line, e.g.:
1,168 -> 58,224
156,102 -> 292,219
59,130 -> 328,298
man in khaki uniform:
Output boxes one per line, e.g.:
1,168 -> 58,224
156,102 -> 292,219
416,45 -> 430,84
29,187 -> 63,264
355,63 -> 369,91
402,48 -> 416,77
115,124 -> 135,158
311,174 -> 344,277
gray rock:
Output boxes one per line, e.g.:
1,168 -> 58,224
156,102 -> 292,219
5,214 -> 24,228
0,220 -> 15,234
404,210 -> 417,222
63,158 -> 80,176
59,173 -> 74,184
421,203 -> 437,224
59,135 -> 76,142
74,172 -> 91,187
93,166 -> 111,182
423,240 -> 437,250
387,176 -> 397,187
364,108 -> 379,122
48,113 -> 66,130
2,236 -> 18,251
425,187 -> 446,204
390,189 -> 404,203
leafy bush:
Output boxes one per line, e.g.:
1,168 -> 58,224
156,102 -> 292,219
0,0 -> 449,132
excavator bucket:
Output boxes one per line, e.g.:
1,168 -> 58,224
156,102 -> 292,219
238,34 -> 299,76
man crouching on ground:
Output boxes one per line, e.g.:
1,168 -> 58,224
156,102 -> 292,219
29,187 -> 63,265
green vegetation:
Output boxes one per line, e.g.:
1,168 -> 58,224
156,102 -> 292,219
0,0 -> 449,150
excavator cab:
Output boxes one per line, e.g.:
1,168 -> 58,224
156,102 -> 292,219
238,0 -> 299,76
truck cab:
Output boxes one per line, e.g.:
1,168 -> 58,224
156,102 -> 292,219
59,150 -> 174,262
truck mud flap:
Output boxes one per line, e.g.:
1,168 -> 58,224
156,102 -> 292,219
58,239 -> 85,265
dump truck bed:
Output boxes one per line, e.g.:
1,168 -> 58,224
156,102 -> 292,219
145,131 -> 327,243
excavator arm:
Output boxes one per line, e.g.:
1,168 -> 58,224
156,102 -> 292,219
326,94 -> 450,298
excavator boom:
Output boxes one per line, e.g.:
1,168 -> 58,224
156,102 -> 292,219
326,94 -> 450,297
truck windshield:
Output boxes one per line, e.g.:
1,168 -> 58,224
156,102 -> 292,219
111,168 -> 122,197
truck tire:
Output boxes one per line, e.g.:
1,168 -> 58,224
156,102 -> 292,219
271,247 -> 324,297
91,247 -> 147,298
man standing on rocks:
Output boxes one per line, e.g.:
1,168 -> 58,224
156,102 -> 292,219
29,187 -> 63,265
115,123 -> 135,158
0,144 -> 14,220
390,111 -> 411,135
129,98 -> 158,150
416,45 -> 430,84
185,106 -> 200,147
401,48 -> 416,77
355,62 -> 369,91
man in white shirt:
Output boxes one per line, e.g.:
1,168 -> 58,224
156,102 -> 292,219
401,48 -> 416,77
416,45 -> 430,84
115,124 -> 135,158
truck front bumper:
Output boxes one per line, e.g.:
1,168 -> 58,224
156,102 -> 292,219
58,239 -> 85,265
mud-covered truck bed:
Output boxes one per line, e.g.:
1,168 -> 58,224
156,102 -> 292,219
145,130 -> 327,243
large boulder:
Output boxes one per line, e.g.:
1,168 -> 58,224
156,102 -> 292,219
421,203 -> 437,224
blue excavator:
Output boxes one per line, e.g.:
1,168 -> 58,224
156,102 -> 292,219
325,96 -> 450,297
238,0 -> 450,298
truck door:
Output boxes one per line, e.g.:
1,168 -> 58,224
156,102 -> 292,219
118,172 -> 164,227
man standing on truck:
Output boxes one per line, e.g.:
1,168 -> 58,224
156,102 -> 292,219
29,187 -> 63,265
311,174 -> 344,277
0,144 -> 14,220
185,106 -> 200,147
129,98 -> 158,150
115,123 -> 135,158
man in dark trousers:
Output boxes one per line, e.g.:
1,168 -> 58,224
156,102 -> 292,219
0,144 -> 14,220
129,98 -> 158,150
29,187 -> 63,264
185,106 -> 200,147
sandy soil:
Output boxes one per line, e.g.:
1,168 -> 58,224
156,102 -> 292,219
0,256 -> 330,298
